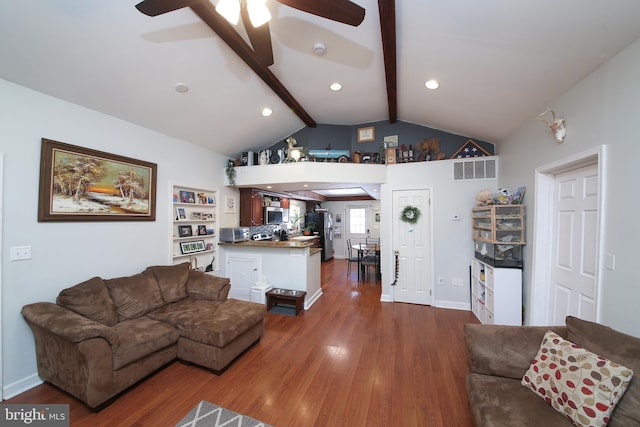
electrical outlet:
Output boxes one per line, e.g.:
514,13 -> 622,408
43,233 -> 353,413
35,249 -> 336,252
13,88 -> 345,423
10,245 -> 32,261
457,278 -> 464,286
451,278 -> 457,286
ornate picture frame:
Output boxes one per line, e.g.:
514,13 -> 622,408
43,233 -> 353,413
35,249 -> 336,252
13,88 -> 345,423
38,138 -> 157,222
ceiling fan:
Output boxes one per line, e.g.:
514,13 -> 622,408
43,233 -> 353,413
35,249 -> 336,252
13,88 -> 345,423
135,0 -> 366,67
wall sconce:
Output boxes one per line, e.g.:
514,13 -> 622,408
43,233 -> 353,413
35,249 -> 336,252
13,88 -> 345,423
535,109 -> 567,143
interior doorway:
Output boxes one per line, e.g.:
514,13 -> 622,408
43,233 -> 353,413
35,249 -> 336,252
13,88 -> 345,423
391,189 -> 432,305
529,146 -> 605,325
550,163 -> 599,323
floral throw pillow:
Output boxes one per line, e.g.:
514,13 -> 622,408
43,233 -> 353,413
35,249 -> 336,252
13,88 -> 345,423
521,331 -> 633,427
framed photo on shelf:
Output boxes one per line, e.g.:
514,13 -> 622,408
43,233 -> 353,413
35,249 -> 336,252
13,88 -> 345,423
38,138 -> 157,222
197,225 -> 207,235
357,126 -> 375,143
178,225 -> 193,237
179,191 -> 196,204
191,211 -> 202,220
176,207 -> 187,220
180,240 -> 206,254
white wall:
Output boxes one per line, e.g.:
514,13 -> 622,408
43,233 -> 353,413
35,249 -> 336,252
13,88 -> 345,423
0,79 -> 232,397
498,38 -> 640,337
380,160 -> 498,308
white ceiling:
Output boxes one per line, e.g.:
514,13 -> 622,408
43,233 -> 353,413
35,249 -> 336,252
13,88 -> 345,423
2,0 -> 640,160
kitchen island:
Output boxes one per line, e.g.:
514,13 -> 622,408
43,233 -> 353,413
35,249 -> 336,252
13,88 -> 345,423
218,237 -> 322,310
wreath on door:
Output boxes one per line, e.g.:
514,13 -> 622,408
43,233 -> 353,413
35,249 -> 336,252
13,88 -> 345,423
400,205 -> 422,224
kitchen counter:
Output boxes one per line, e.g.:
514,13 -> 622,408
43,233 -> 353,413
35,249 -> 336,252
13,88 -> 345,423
218,239 -> 315,249
218,238 -> 322,309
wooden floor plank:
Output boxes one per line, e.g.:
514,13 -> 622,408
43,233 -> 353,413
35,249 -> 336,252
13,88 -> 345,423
6,259 -> 478,426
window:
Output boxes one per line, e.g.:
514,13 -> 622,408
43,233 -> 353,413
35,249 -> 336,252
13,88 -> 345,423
349,208 -> 366,234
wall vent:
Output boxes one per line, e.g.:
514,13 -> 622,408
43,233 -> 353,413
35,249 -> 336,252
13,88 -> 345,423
453,157 -> 497,181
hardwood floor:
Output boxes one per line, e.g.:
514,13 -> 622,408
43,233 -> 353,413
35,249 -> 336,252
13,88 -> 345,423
7,259 -> 479,426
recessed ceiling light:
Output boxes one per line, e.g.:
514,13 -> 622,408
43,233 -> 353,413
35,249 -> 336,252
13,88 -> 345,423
266,185 -> 272,189
425,79 -> 439,90
261,107 -> 273,117
175,82 -> 189,93
330,82 -> 342,91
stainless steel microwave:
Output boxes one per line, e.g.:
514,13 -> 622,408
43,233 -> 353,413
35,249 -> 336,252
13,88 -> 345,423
264,206 -> 284,224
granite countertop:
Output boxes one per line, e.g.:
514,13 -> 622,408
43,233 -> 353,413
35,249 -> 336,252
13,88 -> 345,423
218,239 -> 315,249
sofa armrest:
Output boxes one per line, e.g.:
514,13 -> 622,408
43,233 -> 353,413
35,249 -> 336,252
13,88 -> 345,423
22,302 -> 117,345
186,271 -> 230,301
464,323 -> 567,380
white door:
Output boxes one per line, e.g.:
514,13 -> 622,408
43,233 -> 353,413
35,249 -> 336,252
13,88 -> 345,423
550,163 -> 599,323
392,189 -> 432,305
226,255 -> 260,301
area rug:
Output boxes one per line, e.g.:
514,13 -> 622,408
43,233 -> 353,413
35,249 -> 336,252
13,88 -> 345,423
175,400 -> 272,427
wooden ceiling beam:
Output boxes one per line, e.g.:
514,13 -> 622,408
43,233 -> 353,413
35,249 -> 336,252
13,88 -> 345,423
189,2 -> 316,127
378,0 -> 397,123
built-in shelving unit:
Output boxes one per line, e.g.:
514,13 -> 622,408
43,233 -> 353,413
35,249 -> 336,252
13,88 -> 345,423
171,184 -> 218,272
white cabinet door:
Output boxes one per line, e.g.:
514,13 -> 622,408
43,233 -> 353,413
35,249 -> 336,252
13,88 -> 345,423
226,255 -> 260,301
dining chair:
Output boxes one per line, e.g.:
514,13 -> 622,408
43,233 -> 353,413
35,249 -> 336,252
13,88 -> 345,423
359,242 -> 379,280
346,239 -> 360,279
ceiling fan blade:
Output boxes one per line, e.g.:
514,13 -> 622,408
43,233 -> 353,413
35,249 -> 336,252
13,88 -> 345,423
277,0 -> 365,26
241,2 -> 274,67
135,0 -> 202,17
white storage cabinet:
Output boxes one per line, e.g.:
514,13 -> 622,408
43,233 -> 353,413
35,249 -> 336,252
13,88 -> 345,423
471,258 -> 522,325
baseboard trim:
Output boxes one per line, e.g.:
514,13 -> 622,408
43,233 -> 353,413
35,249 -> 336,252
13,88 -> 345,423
304,288 -> 323,309
3,373 -> 42,400
435,300 -> 471,311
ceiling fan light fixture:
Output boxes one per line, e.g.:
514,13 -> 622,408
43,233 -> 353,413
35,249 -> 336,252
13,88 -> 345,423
247,0 -> 271,27
216,0 -> 240,25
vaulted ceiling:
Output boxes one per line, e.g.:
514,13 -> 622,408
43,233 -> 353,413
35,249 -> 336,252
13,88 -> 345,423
2,1 -> 640,158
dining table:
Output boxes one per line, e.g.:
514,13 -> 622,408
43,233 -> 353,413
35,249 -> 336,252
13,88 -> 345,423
351,243 -> 381,280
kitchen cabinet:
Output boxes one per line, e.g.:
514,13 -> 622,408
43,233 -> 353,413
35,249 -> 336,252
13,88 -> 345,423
239,188 -> 263,226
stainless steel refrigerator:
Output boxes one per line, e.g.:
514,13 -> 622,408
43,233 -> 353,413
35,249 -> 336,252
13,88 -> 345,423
305,212 -> 333,261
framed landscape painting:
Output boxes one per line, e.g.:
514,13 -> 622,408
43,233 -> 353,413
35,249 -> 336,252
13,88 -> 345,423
38,138 -> 157,222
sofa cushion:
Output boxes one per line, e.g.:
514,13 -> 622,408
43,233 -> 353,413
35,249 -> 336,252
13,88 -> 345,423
468,373 -> 573,426
105,272 -> 165,321
56,276 -> 119,327
522,331 -> 633,427
566,316 -> 640,426
186,271 -> 230,301
144,263 -> 190,303
148,298 -> 265,347
111,317 -> 179,370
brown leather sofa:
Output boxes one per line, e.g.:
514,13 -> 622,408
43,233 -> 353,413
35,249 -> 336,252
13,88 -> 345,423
464,316 -> 639,426
21,262 -> 266,410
